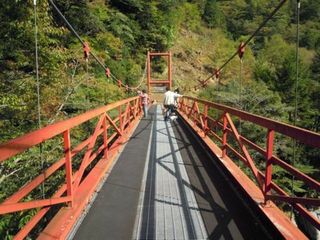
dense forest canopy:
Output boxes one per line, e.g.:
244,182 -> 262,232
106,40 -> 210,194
0,0 -> 319,134
0,0 -> 319,238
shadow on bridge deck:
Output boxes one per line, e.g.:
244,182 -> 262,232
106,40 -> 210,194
72,105 -> 283,240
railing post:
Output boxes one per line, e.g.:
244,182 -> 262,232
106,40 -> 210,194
138,98 -> 141,117
264,129 -> 274,201
128,103 -> 131,126
204,104 -> 208,135
181,98 -> 185,113
183,98 -> 187,113
168,51 -> 172,89
138,97 -> 142,116
147,51 -> 151,95
119,105 -> 123,133
222,112 -> 228,158
133,99 -> 137,118
180,98 -> 184,113
63,129 -> 73,207
102,114 -> 108,159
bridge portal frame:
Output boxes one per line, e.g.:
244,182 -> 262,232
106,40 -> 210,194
147,51 -> 172,95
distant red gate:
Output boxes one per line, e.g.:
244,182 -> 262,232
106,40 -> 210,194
147,51 -> 172,95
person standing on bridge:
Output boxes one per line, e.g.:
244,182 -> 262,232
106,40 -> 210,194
163,87 -> 182,121
138,89 -> 149,118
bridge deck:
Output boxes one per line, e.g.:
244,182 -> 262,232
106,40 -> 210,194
72,105 -> 281,239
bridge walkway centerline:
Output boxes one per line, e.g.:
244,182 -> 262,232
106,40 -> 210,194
71,105 -> 282,240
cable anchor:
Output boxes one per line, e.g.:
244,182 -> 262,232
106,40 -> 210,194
83,42 -> 90,62
105,68 -> 111,78
238,42 -> 245,59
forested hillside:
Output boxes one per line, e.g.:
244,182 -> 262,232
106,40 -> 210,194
1,0 -> 319,137
0,0 -> 319,238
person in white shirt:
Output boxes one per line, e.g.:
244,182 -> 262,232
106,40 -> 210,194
163,87 -> 182,121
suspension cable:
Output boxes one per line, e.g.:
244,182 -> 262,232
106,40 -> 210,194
48,0 -> 107,70
33,0 -> 45,199
200,0 -> 288,86
48,61 -> 83,124
34,0 -> 41,129
294,0 -> 300,133
132,57 -> 148,90
48,0 -> 147,91
290,0 -> 300,219
108,56 -> 148,91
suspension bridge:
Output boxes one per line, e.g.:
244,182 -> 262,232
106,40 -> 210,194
1,0 -> 320,239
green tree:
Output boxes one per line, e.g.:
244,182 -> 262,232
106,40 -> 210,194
311,48 -> 320,79
53,0 -> 103,36
203,0 -> 226,29
299,0 -> 320,22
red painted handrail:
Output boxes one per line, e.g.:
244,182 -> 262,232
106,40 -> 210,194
0,96 -> 142,238
184,96 -> 320,148
179,96 -> 320,230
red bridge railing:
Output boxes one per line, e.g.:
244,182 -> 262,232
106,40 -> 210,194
0,96 -> 142,239
179,96 -> 320,230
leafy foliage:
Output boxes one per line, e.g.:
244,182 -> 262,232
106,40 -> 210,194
0,0 -> 319,238
203,0 -> 226,29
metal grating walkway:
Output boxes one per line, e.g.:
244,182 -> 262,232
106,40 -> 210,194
73,105 -> 280,240
134,106 -> 207,239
